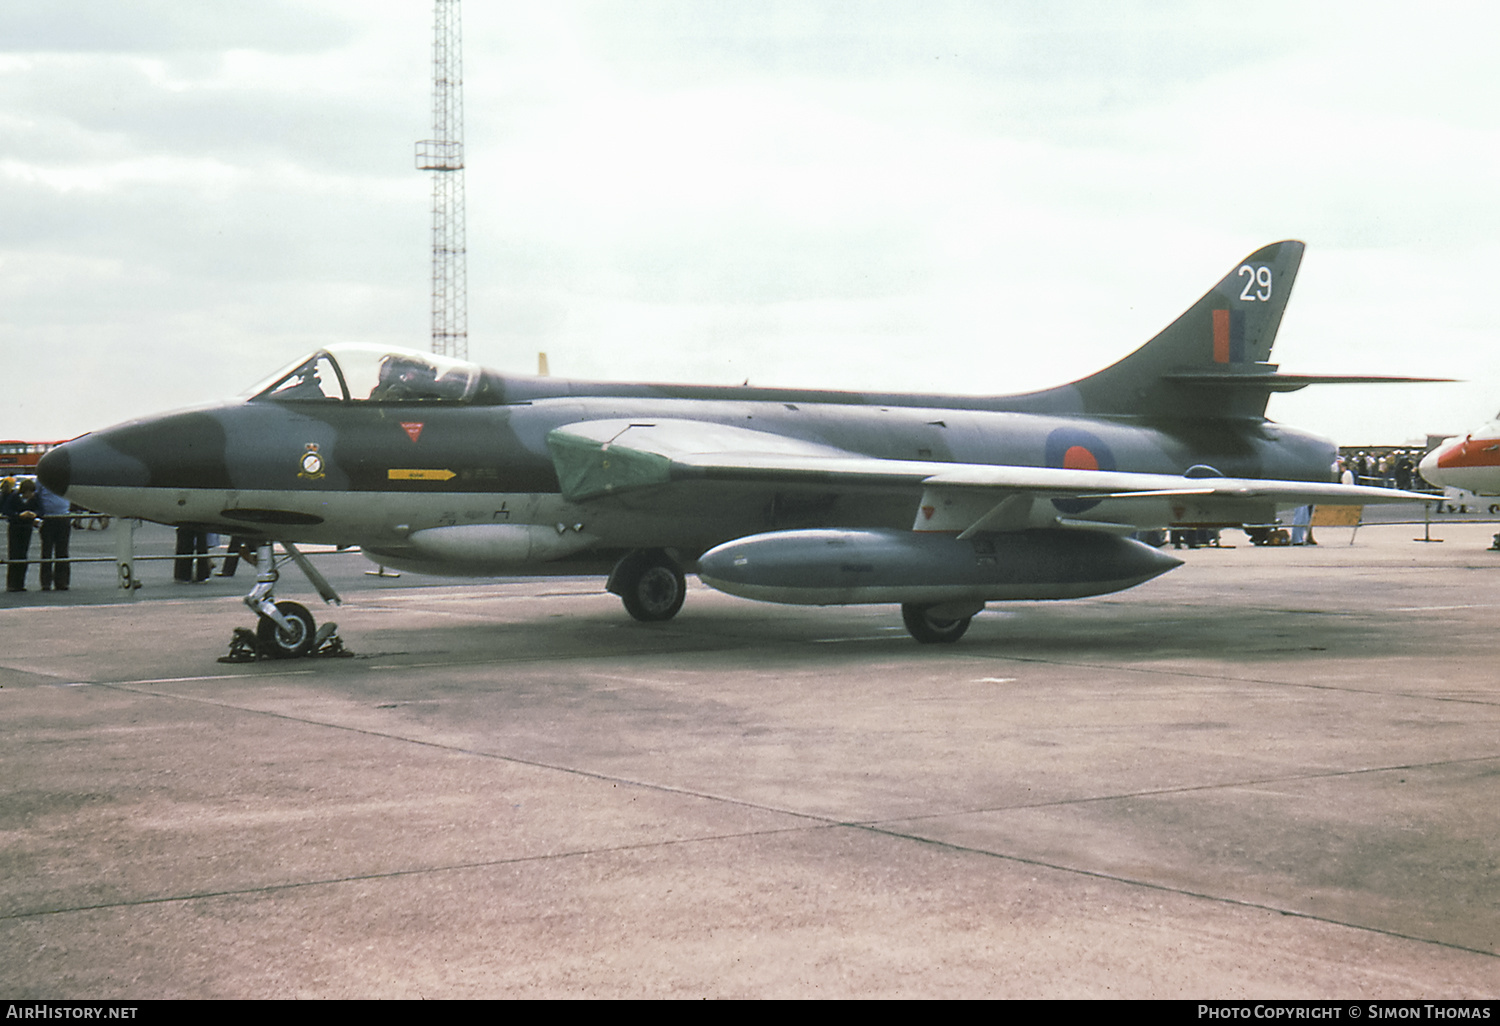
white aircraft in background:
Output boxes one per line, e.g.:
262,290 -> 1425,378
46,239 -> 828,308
1419,416 -> 1500,512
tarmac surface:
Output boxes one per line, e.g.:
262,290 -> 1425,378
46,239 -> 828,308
2,517 -> 1497,998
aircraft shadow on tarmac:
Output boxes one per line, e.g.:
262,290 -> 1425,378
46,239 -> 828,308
290,583 -> 1431,671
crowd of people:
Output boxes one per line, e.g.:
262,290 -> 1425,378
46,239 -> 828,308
3,483 -> 261,593
1341,450 -> 1424,491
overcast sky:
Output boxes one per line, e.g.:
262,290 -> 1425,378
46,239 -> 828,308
3,1 -> 1497,445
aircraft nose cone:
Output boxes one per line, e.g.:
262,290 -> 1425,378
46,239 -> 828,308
38,429 -> 152,503
1417,447 -> 1444,488
37,444 -> 70,496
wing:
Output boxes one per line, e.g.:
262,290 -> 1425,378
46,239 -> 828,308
546,418 -> 1429,533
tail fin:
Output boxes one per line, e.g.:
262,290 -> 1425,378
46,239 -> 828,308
1069,240 -> 1305,420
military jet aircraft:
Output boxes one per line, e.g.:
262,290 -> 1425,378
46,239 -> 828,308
38,240 -> 1435,653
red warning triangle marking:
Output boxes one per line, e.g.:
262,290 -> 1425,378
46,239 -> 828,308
402,422 -> 424,443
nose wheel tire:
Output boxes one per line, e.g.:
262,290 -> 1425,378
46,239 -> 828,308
256,600 -> 317,659
902,603 -> 972,644
611,550 -> 687,622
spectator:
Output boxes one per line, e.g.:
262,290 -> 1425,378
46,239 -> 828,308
3,477 -> 42,592
174,527 -> 212,583
36,480 -> 71,591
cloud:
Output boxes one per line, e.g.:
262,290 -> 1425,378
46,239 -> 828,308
0,2 -> 354,56
3,1 -> 1499,446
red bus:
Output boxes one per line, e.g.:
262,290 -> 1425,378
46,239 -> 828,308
0,440 -> 61,475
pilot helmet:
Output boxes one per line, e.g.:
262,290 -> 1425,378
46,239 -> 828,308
379,355 -> 435,384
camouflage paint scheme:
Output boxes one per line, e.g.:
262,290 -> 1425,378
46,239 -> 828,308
37,240 -> 1434,643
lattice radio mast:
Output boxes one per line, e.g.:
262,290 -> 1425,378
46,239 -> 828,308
415,0 -> 467,359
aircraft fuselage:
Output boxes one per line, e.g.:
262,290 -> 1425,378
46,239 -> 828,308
46,381 -> 1337,574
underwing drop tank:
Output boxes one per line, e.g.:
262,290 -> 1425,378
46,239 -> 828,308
697,528 -> 1183,606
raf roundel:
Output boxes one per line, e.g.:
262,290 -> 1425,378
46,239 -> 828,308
1044,428 -> 1114,514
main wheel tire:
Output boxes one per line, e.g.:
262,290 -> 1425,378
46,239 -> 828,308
901,603 -> 972,644
256,600 -> 316,659
616,551 -> 686,622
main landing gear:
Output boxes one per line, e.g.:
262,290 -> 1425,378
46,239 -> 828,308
606,548 -> 986,643
901,601 -> 982,644
608,548 -> 687,622
219,542 -> 352,663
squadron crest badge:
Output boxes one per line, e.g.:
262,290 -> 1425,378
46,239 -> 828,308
298,443 -> 325,480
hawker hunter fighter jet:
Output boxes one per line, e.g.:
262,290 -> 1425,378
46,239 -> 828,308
39,240 -> 1434,652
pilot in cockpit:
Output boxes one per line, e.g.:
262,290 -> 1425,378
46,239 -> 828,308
369,355 -> 438,400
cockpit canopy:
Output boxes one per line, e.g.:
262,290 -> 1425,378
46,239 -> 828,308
246,345 -> 483,404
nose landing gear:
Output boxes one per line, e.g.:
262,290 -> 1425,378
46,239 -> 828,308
219,542 -> 352,663
255,600 -> 316,658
